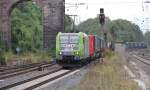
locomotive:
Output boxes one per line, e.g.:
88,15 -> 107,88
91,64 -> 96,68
56,32 -> 105,67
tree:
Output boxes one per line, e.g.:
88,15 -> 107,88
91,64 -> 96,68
78,17 -> 102,36
106,19 -> 143,42
10,1 -> 43,52
0,32 -> 5,50
144,31 -> 150,45
78,18 -> 144,42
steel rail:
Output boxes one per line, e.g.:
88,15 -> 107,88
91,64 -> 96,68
0,63 -> 56,79
132,54 -> 150,66
0,62 -> 47,73
24,70 -> 75,90
0,67 -> 62,90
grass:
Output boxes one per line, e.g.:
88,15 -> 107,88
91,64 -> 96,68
72,50 -> 140,90
3,51 -> 51,64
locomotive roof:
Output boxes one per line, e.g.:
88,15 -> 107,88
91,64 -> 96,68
60,33 -> 79,35
58,32 -> 88,36
58,32 -> 104,39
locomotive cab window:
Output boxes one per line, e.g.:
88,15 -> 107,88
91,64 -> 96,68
59,35 -> 79,44
70,35 -> 79,44
59,34 -> 79,51
60,35 -> 69,44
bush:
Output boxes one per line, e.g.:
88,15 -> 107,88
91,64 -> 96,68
0,49 -> 6,65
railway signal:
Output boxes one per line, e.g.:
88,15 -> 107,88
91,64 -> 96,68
99,8 -> 107,47
99,8 -> 105,25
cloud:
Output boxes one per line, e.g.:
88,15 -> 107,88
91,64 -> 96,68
66,0 -> 150,31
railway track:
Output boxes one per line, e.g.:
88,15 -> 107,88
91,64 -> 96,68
130,50 -> 150,66
0,58 -> 82,90
22,70 -> 74,90
0,63 -> 56,79
0,62 -> 48,72
0,66 -> 62,90
0,67 -> 77,90
132,54 -> 150,66
0,60 -> 56,75
0,59 -> 80,90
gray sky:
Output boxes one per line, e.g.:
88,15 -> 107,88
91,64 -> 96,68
65,0 -> 150,32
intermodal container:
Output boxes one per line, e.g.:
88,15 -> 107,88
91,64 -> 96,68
88,35 -> 95,56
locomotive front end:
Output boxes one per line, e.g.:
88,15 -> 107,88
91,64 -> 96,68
56,32 -> 82,66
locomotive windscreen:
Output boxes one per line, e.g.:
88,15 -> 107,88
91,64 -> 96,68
59,34 -> 79,51
60,35 -> 79,44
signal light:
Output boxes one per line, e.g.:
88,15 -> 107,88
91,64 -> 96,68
99,8 -> 105,25
76,52 -> 79,55
100,8 -> 104,14
99,14 -> 105,25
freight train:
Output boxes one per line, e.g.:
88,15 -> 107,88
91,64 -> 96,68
124,42 -> 147,50
56,32 -> 106,67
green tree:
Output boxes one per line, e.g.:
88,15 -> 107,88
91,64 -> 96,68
78,17 -> 102,36
10,1 -> 43,52
78,18 -> 144,42
144,31 -> 150,45
0,32 -> 5,50
108,19 -> 143,42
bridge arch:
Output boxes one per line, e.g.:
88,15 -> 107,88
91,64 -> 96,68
0,0 -> 65,50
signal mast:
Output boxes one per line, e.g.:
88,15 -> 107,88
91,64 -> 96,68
99,8 -> 107,45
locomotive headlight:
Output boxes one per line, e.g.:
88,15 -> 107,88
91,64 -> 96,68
74,52 -> 78,55
76,52 -> 79,55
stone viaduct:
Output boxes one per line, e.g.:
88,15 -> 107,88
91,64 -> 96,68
0,0 -> 65,50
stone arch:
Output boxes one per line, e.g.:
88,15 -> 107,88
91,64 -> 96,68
8,0 -> 43,16
0,0 -> 65,50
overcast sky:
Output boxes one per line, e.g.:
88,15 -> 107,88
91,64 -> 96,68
65,0 -> 150,32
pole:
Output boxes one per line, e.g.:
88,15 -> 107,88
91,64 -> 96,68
66,15 -> 78,32
0,1 -> 2,38
99,8 -> 107,47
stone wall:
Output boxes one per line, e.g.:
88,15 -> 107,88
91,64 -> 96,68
0,0 -> 65,50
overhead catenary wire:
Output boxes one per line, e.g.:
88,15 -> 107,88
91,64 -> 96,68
65,2 -> 87,25
66,0 -> 150,32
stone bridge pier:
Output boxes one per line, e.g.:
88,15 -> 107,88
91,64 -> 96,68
0,0 -> 65,50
